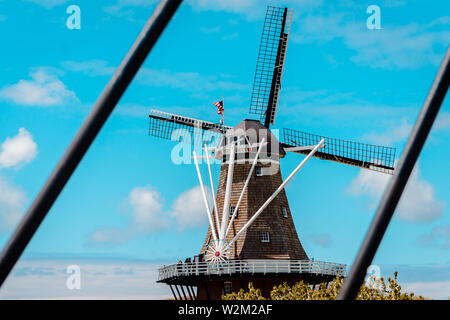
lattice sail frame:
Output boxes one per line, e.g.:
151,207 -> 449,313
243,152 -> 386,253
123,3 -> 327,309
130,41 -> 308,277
249,6 -> 293,127
282,128 -> 396,174
149,109 -> 231,148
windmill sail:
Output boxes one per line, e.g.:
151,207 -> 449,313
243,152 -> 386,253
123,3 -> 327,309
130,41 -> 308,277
149,109 -> 231,147
282,128 -> 396,174
249,6 -> 293,128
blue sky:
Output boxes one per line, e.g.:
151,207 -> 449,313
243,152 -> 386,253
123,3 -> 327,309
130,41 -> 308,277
0,0 -> 449,299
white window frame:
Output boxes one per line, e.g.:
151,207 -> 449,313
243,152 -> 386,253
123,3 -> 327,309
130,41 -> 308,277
281,206 -> 288,218
260,231 -> 270,243
229,206 -> 236,218
223,281 -> 233,295
255,166 -> 263,176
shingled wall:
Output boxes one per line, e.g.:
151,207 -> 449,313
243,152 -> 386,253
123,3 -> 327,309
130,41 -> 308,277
199,161 -> 308,260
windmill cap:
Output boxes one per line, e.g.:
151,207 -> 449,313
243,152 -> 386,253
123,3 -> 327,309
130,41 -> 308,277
225,119 -> 286,157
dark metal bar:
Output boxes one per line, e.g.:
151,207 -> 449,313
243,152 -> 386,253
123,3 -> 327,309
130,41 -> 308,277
190,286 -> 197,300
169,284 -> 178,300
338,46 -> 450,300
186,286 -> 195,300
186,285 -> 194,300
174,285 -> 183,300
180,285 -> 188,300
0,0 -> 182,288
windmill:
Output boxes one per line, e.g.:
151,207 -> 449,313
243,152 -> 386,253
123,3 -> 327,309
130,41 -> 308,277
150,6 -> 396,300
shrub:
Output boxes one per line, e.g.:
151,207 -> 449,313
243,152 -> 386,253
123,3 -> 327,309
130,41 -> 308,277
222,272 -> 425,300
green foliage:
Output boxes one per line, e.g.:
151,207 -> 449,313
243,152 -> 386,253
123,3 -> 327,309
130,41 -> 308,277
222,271 -> 425,300
222,283 -> 266,300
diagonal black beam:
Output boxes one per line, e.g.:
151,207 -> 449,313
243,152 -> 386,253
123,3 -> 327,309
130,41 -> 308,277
174,285 -> 183,300
179,285 -> 188,300
186,285 -> 194,300
0,0 -> 183,288
338,46 -> 450,300
169,285 -> 178,300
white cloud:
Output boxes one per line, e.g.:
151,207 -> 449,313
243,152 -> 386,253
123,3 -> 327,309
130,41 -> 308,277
0,259 -> 170,299
200,26 -> 221,34
348,163 -> 444,223
102,0 -> 159,21
22,0 -> 69,9
168,185 -> 210,230
278,87 -> 413,125
114,103 -> 150,118
0,128 -> 37,233
383,0 -> 407,7
0,128 -> 38,169
420,225 -> 450,249
63,60 -> 249,95
136,68 -> 249,92
89,227 -> 131,245
0,68 -> 78,107
103,0 -> 159,10
292,13 -> 450,69
127,186 -> 166,232
402,281 -> 450,300
104,0 -> 262,20
103,0 -> 320,21
188,0 -> 321,20
2,258 -> 450,299
435,111 -> 450,132
361,114 -> 450,149
105,0 -> 158,6
362,118 -> 412,146
308,234 -> 332,247
0,176 -> 27,233
221,33 -> 239,40
90,187 -> 166,245
91,185 -> 210,244
187,0 -> 262,19
62,60 -> 115,77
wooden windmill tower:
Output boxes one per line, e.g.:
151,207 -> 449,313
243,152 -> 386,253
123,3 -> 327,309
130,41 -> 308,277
150,6 -> 396,300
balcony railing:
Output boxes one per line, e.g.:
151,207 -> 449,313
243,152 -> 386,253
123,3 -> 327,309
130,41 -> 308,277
158,259 -> 346,282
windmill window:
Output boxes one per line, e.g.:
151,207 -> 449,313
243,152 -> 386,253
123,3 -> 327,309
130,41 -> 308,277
260,231 -> 270,243
223,281 -> 233,295
255,166 -> 263,176
229,206 -> 237,218
237,135 -> 250,147
281,206 -> 288,218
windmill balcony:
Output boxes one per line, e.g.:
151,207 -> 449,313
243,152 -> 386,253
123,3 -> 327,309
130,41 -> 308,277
157,259 -> 346,283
